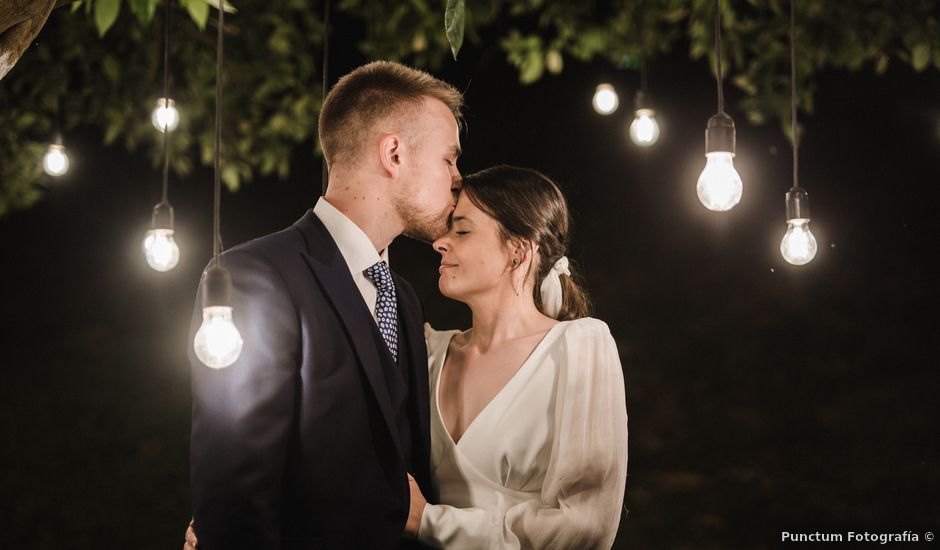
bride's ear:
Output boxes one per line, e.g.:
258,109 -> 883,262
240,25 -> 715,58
508,239 -> 537,268
520,240 -> 538,266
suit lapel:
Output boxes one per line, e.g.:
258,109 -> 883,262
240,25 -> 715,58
395,274 -> 432,480
294,211 -> 405,464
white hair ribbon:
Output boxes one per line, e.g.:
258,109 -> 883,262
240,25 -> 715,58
539,256 -> 571,319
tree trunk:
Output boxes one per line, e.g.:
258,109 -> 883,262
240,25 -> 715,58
0,0 -> 58,80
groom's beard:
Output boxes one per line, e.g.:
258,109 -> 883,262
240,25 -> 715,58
399,204 -> 451,244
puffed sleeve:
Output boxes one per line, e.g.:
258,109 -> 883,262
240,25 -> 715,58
417,318 -> 629,549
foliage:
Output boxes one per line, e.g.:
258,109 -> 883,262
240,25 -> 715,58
1,0 -> 938,216
0,0 -> 322,216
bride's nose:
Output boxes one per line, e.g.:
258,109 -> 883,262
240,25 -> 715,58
433,237 -> 449,255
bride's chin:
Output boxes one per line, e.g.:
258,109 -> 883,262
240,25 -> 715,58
437,280 -> 460,301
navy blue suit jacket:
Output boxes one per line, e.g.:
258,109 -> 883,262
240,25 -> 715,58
189,210 -> 434,549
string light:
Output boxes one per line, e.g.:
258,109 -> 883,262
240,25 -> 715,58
696,0 -> 743,211
593,83 -> 619,115
630,2 -> 660,147
144,0 -> 180,272
194,1 -> 243,368
151,97 -> 180,133
42,134 -> 70,177
780,0 -> 818,265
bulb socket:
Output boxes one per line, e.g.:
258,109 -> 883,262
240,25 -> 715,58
151,202 -> 175,230
202,265 -> 232,308
785,187 -> 810,221
634,89 -> 651,110
705,112 -> 736,154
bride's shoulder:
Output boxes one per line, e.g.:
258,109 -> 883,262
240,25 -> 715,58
557,317 -> 618,352
559,317 -> 613,339
424,323 -> 463,353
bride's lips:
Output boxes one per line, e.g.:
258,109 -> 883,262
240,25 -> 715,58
439,262 -> 458,273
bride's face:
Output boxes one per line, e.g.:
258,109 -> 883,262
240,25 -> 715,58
432,193 -> 515,301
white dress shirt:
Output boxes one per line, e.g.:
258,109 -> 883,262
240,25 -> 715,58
313,197 -> 390,322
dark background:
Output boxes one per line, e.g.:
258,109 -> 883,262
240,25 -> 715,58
1,8 -> 938,550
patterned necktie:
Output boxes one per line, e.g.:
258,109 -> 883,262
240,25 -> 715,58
364,260 -> 399,361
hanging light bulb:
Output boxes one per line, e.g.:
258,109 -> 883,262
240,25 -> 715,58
592,83 -> 619,115
195,0 -> 243,369
194,267 -> 243,368
629,109 -> 660,146
780,0 -> 817,266
42,135 -> 70,176
697,0 -> 743,212
696,116 -> 742,211
629,90 -> 660,146
780,188 -> 817,265
143,202 -> 180,271
152,97 -> 180,132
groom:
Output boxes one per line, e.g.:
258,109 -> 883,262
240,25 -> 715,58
187,61 -> 462,549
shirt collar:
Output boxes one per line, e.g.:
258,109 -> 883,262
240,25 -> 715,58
313,197 -> 389,275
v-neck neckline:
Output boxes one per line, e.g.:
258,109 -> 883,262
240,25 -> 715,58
435,321 -> 567,448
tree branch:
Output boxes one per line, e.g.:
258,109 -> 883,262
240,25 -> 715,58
0,0 -> 57,80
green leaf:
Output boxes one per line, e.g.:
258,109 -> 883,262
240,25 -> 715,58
129,0 -> 158,24
185,0 -> 210,30
545,50 -> 563,74
444,0 -> 465,60
519,47 -> 544,84
70,1 -> 84,14
102,55 -> 120,82
911,43 -> 930,71
205,0 -> 238,14
94,0 -> 122,37
221,164 -> 240,191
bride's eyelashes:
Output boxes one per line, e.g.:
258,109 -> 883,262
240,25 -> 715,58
456,231 -> 469,236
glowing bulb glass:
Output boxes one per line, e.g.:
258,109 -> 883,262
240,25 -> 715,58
629,109 -> 660,146
780,218 -> 818,265
42,144 -> 70,176
152,98 -> 180,132
592,84 -> 619,115
143,228 -> 180,272
696,152 -> 743,211
194,306 -> 243,369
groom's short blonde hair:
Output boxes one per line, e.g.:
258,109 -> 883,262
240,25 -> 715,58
318,61 -> 463,169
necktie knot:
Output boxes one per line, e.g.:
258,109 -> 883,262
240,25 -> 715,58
364,261 -> 395,292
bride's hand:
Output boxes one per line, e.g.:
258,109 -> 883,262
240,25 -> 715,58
182,518 -> 198,550
404,473 -> 427,538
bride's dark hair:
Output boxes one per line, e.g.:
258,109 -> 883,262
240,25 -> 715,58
459,165 -> 591,321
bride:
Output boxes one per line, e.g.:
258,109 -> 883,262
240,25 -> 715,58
405,165 -> 627,549
185,165 -> 627,549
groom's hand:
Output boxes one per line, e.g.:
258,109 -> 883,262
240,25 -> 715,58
182,518 -> 198,550
404,473 -> 427,539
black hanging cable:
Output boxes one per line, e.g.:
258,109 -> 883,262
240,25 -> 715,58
212,1 -> 224,266
321,0 -> 330,196
714,0 -> 724,113
790,0 -> 799,190
160,0 -> 172,205
639,0 -> 647,95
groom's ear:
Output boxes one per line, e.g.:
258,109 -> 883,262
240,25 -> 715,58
378,134 -> 402,178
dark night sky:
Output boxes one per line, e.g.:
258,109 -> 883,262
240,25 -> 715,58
1,7 -> 938,549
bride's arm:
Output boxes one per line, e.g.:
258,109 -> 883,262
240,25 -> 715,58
417,319 -> 629,549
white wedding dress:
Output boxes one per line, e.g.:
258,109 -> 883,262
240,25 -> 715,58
417,318 -> 628,549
